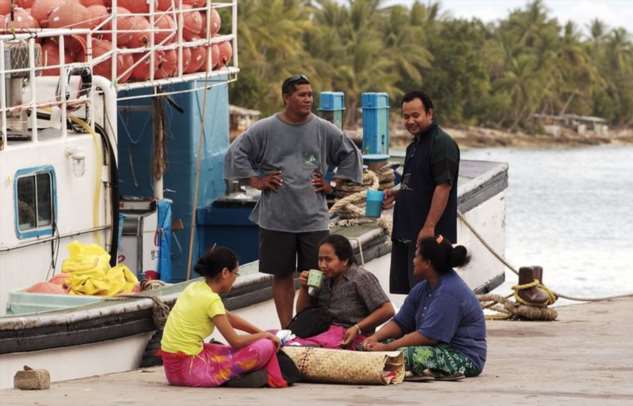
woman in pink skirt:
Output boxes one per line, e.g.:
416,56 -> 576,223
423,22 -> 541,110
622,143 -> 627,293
160,246 -> 286,388
292,234 -> 395,349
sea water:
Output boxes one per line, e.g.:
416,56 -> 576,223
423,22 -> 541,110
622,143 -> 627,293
462,144 -> 633,301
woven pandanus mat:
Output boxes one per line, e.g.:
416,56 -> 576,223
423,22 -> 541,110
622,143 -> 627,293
282,347 -> 405,385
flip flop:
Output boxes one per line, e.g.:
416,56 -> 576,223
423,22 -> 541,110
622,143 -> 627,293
404,370 -> 434,382
433,373 -> 465,381
424,368 -> 466,382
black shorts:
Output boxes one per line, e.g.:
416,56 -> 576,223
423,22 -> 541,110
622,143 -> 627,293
259,228 -> 329,277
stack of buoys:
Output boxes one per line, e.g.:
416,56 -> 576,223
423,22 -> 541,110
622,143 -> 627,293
0,0 -> 233,82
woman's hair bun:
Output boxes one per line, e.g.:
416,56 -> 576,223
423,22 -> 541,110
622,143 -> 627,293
449,245 -> 470,268
194,245 -> 238,279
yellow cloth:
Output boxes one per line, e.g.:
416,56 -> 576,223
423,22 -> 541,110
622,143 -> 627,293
161,281 -> 226,355
62,241 -> 139,296
62,241 -> 111,275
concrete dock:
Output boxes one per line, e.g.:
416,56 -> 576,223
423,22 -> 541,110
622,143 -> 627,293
3,294 -> 633,405
2,255 -> 633,405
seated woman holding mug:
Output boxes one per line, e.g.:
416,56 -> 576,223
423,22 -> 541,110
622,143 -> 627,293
363,236 -> 486,380
292,234 -> 395,349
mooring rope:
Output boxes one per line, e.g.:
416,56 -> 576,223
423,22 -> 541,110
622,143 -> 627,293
458,211 -> 633,303
329,170 -> 379,217
478,294 -> 558,321
329,169 -> 392,234
106,292 -> 171,330
512,280 -> 557,307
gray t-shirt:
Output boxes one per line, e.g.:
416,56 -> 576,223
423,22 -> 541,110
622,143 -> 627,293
224,113 -> 363,232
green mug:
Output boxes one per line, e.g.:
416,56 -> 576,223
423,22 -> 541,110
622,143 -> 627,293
307,269 -> 323,296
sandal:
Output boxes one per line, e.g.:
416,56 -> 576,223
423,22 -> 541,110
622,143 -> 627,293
424,368 -> 465,381
404,370 -> 434,382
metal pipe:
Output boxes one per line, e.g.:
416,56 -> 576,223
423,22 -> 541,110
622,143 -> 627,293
0,29 -> 91,41
0,225 -> 112,252
28,38 -> 37,143
233,0 -> 238,69
111,3 -> 118,85
0,41 -> 7,150
116,74 -> 237,102
59,35 -> 68,139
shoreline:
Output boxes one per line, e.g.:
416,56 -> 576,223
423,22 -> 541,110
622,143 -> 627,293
389,126 -> 633,149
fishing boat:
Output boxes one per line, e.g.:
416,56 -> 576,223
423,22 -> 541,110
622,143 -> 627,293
0,0 -> 507,390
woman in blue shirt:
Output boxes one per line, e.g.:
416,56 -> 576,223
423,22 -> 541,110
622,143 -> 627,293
363,235 -> 486,379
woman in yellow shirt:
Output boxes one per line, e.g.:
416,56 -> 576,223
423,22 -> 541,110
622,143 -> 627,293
160,246 -> 286,387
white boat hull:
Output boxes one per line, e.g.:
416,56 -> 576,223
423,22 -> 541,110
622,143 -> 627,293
0,332 -> 152,390
458,191 -> 506,292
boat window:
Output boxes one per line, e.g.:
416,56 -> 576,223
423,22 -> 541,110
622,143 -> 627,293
15,167 -> 56,238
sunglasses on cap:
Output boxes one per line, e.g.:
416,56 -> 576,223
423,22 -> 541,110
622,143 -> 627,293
282,74 -> 310,94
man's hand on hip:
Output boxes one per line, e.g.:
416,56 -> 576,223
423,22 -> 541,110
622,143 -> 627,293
249,171 -> 283,191
311,170 -> 333,194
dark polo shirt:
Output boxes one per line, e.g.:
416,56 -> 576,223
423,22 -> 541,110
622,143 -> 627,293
314,264 -> 389,332
392,123 -> 460,243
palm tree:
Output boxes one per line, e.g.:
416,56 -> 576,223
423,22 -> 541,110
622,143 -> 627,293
309,0 -> 399,127
232,0 -> 312,113
380,5 -> 432,96
494,53 -> 541,129
602,28 -> 633,125
227,0 -> 633,130
589,19 -> 608,45
552,22 -> 598,116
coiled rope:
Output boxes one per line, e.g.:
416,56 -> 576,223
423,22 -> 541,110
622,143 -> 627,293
478,294 -> 558,321
329,169 -> 392,235
328,168 -> 394,265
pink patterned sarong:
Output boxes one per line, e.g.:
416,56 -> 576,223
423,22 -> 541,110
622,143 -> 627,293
288,325 -> 367,349
160,339 -> 287,388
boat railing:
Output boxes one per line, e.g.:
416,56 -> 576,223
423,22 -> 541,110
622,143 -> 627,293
0,0 -> 238,149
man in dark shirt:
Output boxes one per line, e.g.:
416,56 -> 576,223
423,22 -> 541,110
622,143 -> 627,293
385,90 -> 460,294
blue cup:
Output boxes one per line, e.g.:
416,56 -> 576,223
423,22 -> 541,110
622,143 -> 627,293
365,189 -> 384,218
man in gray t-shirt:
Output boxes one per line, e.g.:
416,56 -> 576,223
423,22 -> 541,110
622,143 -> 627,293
224,74 -> 363,328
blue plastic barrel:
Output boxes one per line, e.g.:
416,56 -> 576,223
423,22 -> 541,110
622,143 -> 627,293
365,189 -> 384,218
319,91 -> 345,129
361,92 -> 390,161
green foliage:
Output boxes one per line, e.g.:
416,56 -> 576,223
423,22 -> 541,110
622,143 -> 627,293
230,0 -> 633,128
418,18 -> 490,126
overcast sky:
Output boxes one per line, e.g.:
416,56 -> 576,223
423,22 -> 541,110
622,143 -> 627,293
384,0 -> 633,31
